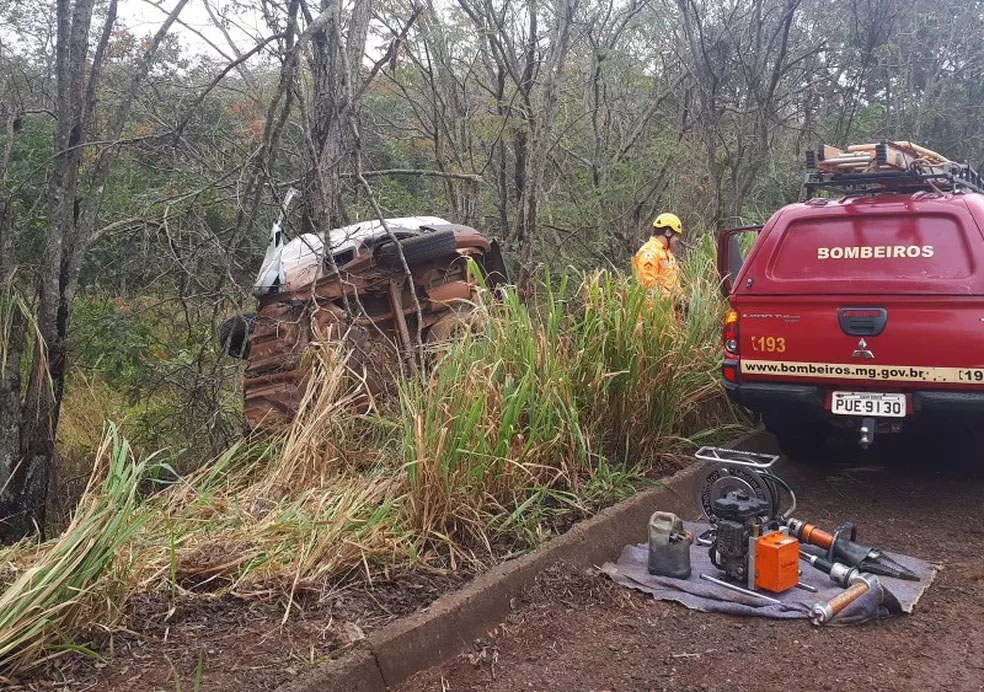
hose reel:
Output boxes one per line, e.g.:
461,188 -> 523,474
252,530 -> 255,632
695,446 -> 796,525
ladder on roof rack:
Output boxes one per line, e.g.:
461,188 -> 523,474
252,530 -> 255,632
802,140 -> 984,197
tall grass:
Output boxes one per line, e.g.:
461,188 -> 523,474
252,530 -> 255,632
0,426 -> 153,675
0,260 -> 743,673
131,344 -> 411,598
0,278 -> 51,400
401,256 -> 737,552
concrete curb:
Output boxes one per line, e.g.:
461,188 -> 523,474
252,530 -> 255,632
277,433 -> 769,692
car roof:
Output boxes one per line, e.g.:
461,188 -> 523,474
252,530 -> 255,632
777,190 -> 982,215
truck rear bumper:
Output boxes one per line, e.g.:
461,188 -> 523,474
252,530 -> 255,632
723,379 -> 984,422
723,380 -> 826,422
911,390 -> 984,419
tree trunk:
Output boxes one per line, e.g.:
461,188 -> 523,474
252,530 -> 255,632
514,0 -> 574,286
0,201 -> 27,538
0,0 -> 186,542
6,0 -> 97,542
301,0 -> 371,235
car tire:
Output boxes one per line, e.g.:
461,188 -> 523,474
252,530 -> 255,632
905,420 -> 984,468
969,427 -> 984,462
762,412 -> 830,460
426,304 -> 484,345
218,311 -> 256,358
375,229 -> 457,271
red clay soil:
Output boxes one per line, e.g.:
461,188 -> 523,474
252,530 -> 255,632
9,469 -> 639,691
11,478 -> 636,690
400,453 -> 984,692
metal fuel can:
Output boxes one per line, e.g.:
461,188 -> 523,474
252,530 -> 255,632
648,511 -> 693,579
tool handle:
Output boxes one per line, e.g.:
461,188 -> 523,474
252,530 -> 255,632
811,581 -> 869,625
809,554 -> 834,574
797,522 -> 834,550
827,580 -> 869,616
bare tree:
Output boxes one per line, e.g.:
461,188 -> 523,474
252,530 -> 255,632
0,0 -> 189,541
0,91 -> 23,521
673,0 -> 821,226
377,0 -> 486,228
457,0 -> 579,286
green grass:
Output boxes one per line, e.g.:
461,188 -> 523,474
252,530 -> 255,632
399,254 -> 739,556
0,425 -> 155,674
0,258 -> 745,673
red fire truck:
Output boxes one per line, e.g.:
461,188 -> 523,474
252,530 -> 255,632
717,141 -> 984,455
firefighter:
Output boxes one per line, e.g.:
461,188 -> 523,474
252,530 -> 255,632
633,212 -> 682,299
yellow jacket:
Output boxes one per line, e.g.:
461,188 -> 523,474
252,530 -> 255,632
632,236 -> 680,297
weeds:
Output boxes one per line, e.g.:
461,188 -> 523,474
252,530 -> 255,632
169,650 -> 204,692
0,266 -> 743,673
0,277 -> 52,404
401,263 -> 736,555
0,425 -> 154,674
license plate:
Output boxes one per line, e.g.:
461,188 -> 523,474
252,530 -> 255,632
831,391 -> 906,417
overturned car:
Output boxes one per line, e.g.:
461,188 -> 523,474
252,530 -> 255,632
220,196 -> 507,428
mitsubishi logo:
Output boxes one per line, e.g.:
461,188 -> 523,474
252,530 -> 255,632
851,338 -> 875,359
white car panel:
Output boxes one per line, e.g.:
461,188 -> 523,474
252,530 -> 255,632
252,202 -> 449,295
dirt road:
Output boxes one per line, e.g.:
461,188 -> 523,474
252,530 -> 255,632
400,440 -> 984,692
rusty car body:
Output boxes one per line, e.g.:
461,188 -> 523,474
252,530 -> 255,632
219,203 -> 507,428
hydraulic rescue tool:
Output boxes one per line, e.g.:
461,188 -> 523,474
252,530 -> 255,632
811,574 -> 882,625
787,518 -> 919,581
800,551 -> 886,625
695,447 -> 795,524
693,447 -> 915,622
800,551 -> 861,586
707,491 -> 800,592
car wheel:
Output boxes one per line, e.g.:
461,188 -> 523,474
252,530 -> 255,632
374,229 -> 457,271
426,304 -> 484,345
217,311 -> 256,358
901,420 -> 984,468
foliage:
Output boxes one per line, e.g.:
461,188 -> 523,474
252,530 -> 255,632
4,0 -> 983,500
2,0 -> 981,673
400,261 -> 735,553
63,295 -> 244,469
0,426 -> 154,675
0,265 -> 742,671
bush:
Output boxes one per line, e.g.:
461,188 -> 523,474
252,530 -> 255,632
4,261 -> 745,672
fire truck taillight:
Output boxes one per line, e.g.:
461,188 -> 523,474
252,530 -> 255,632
722,363 -> 738,382
723,309 -> 740,355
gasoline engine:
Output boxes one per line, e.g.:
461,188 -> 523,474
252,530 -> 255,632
695,448 -> 800,593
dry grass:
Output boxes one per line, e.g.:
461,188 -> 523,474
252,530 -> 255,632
0,263 -> 744,673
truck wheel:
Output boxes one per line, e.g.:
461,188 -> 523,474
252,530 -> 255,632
217,312 -> 256,358
375,230 -> 457,271
911,422 -> 984,467
971,428 -> 984,463
763,413 -> 829,460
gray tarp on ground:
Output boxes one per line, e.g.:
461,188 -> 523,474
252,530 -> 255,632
602,521 -> 939,625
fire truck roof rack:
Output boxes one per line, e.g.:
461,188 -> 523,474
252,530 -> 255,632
802,140 -> 984,198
